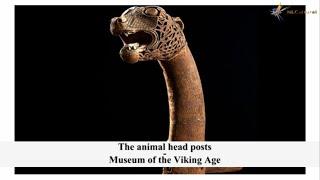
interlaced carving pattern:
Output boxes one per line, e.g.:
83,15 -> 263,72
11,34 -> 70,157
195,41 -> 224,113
141,12 -> 187,61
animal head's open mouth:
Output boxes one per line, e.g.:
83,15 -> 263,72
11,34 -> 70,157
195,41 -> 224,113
119,31 -> 153,51
118,30 -> 154,63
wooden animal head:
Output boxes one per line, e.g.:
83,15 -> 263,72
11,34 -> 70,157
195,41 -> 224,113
110,6 -> 186,63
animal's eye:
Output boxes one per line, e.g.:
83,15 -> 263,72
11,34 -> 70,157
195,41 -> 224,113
144,7 -> 159,16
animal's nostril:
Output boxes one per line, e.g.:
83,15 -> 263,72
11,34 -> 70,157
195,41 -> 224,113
117,17 -> 127,23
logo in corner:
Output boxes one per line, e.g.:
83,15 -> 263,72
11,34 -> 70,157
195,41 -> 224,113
270,3 -> 289,21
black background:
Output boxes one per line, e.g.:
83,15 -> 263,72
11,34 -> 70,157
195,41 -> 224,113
15,6 -> 305,174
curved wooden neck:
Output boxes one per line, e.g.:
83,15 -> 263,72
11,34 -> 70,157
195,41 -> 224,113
159,45 -> 206,174
159,46 -> 243,174
159,45 -> 206,141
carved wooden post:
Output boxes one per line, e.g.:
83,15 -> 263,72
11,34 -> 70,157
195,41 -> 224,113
110,6 -> 242,174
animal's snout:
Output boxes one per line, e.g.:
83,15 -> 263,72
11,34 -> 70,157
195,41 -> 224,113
110,17 -> 127,36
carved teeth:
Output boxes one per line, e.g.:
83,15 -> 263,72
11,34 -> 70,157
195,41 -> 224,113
127,43 -> 139,50
123,42 -> 145,52
123,32 -> 134,37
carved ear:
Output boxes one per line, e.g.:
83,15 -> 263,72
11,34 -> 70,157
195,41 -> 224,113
173,17 -> 184,30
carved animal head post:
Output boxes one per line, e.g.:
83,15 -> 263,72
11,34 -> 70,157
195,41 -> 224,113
110,6 -> 206,174
110,6 -> 205,174
109,6 -> 243,174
